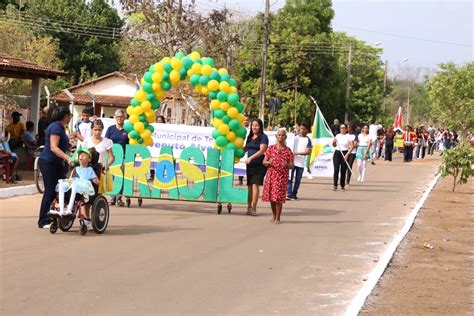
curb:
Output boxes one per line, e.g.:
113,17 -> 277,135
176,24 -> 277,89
344,173 -> 441,316
0,184 -> 39,199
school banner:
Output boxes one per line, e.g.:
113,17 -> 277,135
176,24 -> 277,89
306,107 -> 334,178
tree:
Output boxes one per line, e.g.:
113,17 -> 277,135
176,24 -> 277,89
426,62 -> 474,139
439,145 -> 474,191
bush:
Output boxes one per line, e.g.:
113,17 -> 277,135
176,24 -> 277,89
439,144 -> 474,191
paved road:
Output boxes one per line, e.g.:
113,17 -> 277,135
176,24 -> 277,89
0,154 -> 439,315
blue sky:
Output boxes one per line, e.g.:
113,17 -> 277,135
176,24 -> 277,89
191,0 -> 473,72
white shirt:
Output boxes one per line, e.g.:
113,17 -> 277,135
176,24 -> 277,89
334,133 -> 351,151
76,120 -> 93,147
369,124 -> 381,141
292,135 -> 312,168
348,134 -> 357,154
83,137 -> 113,165
358,133 -> 371,146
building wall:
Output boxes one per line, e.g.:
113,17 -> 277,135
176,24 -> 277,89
74,76 -> 136,97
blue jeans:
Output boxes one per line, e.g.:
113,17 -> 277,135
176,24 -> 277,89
287,166 -> 304,198
38,159 -> 67,227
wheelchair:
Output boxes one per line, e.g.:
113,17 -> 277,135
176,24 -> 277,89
48,162 -> 110,236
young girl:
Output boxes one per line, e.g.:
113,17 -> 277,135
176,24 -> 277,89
262,129 -> 294,224
356,124 -> 372,182
83,119 -> 114,168
49,148 -> 99,216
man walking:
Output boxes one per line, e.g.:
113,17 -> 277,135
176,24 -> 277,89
287,123 -> 312,200
402,125 -> 416,162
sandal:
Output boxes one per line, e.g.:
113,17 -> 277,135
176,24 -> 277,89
117,200 -> 125,207
246,207 -> 252,215
109,201 -> 116,206
250,207 -> 257,216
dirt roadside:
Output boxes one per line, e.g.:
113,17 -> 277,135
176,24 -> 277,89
362,176 -> 473,315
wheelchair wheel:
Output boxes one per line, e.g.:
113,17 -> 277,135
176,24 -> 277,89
227,203 -> 232,213
59,216 -> 74,232
217,203 -> 222,214
91,195 -> 109,234
49,219 -> 58,234
138,198 -> 143,207
126,197 -> 131,208
80,222 -> 88,236
35,167 -> 44,194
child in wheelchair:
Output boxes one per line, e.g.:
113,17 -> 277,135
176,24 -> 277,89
48,147 -> 100,223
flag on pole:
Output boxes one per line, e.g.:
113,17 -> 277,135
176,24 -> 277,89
393,106 -> 403,131
306,106 -> 334,170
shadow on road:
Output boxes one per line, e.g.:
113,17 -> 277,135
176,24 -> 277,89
105,225 -> 199,236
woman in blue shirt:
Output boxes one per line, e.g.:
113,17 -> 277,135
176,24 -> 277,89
244,119 -> 268,216
37,106 -> 73,229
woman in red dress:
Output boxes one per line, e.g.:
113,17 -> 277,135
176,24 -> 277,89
262,129 -> 294,224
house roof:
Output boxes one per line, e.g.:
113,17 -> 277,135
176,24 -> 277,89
52,92 -> 132,108
0,53 -> 66,80
66,71 -> 138,92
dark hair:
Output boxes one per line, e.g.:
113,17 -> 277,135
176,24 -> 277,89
89,147 -> 100,165
246,118 -> 264,143
51,106 -> 71,122
92,119 -> 104,129
299,122 -> 310,130
26,121 -> 34,130
82,107 -> 94,116
156,115 -> 166,123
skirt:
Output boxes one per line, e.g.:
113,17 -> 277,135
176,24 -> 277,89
356,146 -> 370,160
246,163 -> 267,186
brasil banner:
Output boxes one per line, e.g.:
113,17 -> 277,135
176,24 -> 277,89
307,106 -> 334,177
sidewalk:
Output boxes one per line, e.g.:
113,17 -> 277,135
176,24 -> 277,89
0,170 -> 38,198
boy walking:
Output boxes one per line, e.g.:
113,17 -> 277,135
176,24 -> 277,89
287,123 -> 312,200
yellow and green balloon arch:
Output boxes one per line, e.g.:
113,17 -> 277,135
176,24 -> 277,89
124,51 -> 247,161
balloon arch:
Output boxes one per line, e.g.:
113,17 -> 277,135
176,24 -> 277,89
124,51 -> 247,161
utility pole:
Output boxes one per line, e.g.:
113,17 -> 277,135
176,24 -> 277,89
344,43 -> 352,124
259,0 -> 270,122
406,85 -> 411,126
294,78 -> 298,128
382,60 -> 388,124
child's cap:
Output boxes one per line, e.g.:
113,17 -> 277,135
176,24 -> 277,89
77,147 -> 92,158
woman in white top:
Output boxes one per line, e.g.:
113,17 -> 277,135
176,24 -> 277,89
355,124 -> 372,182
332,124 -> 354,191
346,125 -> 358,186
83,119 -> 114,168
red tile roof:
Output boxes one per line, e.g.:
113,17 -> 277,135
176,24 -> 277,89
0,53 -> 66,80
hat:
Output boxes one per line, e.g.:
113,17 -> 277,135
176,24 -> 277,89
76,147 -> 92,158
12,111 -> 22,117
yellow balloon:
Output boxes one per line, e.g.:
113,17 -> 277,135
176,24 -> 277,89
219,81 -> 231,94
237,113 -> 245,123
134,106 -> 144,116
234,137 -> 244,148
154,62 -> 164,73
171,57 -> 182,70
220,102 -> 231,112
212,118 -> 223,128
129,114 -> 139,124
129,139 -> 138,145
143,137 -> 153,147
146,115 -> 154,124
202,64 -> 213,77
152,83 -> 161,92
230,86 -> 238,94
210,99 -> 221,110
194,85 -> 203,94
201,87 -> 209,95
140,129 -> 151,139
156,90 -> 166,100
141,100 -> 152,112
207,80 -> 219,91
134,89 -> 147,102
218,124 -> 230,135
170,70 -> 180,83
134,122 -> 145,132
152,72 -> 162,83
191,63 -> 202,75
218,68 -> 228,75
234,157 -> 241,164
126,106 -> 134,116
140,78 -> 146,85
187,69 -> 193,76
226,131 -> 236,142
190,51 -> 201,60
227,107 -> 238,119
162,57 -> 171,63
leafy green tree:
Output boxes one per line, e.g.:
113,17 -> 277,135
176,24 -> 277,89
426,62 -> 474,139
439,145 -> 474,191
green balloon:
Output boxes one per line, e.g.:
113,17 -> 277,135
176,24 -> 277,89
142,82 -> 153,93
179,68 -> 187,78
235,148 -> 245,158
236,102 -> 244,113
148,65 -> 155,73
175,52 -> 185,59
199,75 -> 210,86
164,62 -> 173,73
202,57 -> 215,67
146,93 -> 156,102
182,57 -> 193,69
194,58 -> 202,64
124,122 -> 133,133
211,129 -> 220,139
151,99 -> 161,110
139,113 -> 147,121
146,125 -> 154,132
222,115 -> 231,124
229,78 -> 237,86
236,126 -> 247,138
217,91 -> 228,102
210,71 -> 221,81
214,109 -> 225,119
161,80 -> 171,91
229,119 -> 240,131
216,135 -> 228,147
144,71 -> 153,83
209,91 -> 218,100
190,74 -> 200,86
227,93 -> 239,105
226,142 -> 236,150
131,98 -> 140,107
162,72 -> 170,80
138,137 -> 144,144
220,73 -> 230,82
130,130 -> 139,139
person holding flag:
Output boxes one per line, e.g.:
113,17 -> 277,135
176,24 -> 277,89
332,124 -> 354,191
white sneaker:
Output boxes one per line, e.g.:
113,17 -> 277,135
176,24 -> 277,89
40,224 -> 51,229
64,210 -> 73,215
48,210 -> 59,215
360,178 -> 365,182
357,176 -> 361,181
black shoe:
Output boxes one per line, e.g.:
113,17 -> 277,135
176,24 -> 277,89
371,161 -> 376,165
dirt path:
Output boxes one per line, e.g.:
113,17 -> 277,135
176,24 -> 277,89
362,177 -> 473,315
